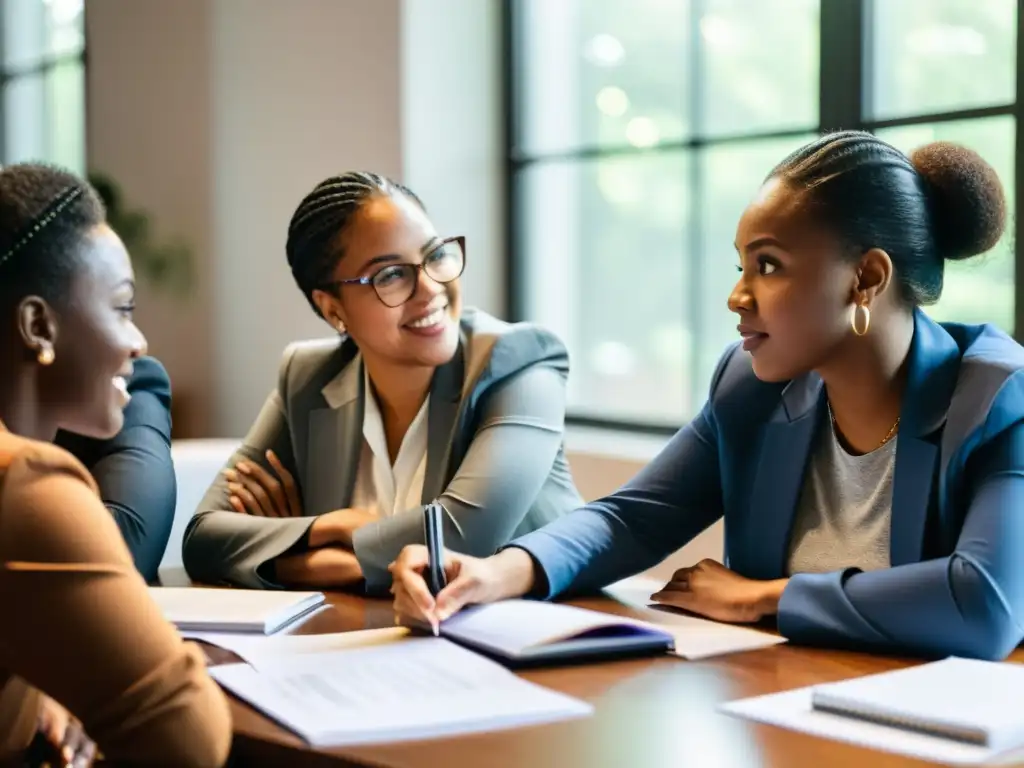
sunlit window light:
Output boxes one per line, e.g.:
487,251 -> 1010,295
907,25 -> 986,56
583,33 -> 625,67
625,116 -> 660,148
596,86 -> 629,117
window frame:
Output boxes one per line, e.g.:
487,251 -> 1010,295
503,0 -> 1024,435
0,1 -> 88,167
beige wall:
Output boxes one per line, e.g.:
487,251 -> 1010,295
209,0 -> 405,435
86,0 -> 216,436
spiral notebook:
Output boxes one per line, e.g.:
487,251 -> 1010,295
720,657 -> 1024,764
808,658 -> 1024,749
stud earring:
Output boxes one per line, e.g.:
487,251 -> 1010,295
37,347 -> 55,366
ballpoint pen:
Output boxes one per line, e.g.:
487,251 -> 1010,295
423,502 -> 447,636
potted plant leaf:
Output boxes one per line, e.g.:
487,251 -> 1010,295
88,171 -> 194,297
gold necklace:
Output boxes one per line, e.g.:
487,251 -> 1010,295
828,402 -> 900,450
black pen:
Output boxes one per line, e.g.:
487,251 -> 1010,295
423,502 -> 447,635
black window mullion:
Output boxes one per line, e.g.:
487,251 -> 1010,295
686,0 -> 705,412
819,0 -> 866,133
509,125 -> 820,167
864,104 -> 1015,132
501,0 -> 521,321
0,8 -> 7,165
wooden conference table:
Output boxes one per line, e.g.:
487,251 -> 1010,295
205,592 -> 1024,768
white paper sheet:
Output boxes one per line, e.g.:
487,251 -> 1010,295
719,687 -> 1024,765
603,576 -> 787,659
209,637 -> 593,747
181,627 -> 410,670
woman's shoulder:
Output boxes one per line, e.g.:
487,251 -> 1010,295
0,431 -> 96,494
459,307 -> 570,388
0,432 -> 124,572
944,320 -> 1024,377
272,335 -> 354,399
944,321 -> 1024,437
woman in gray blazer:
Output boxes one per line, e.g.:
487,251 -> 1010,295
182,172 -> 581,592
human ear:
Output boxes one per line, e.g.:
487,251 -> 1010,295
311,288 -> 347,334
15,295 -> 58,363
851,247 -> 894,305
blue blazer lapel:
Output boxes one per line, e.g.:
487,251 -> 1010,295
745,372 -> 824,579
421,341 -> 466,504
889,310 -> 960,565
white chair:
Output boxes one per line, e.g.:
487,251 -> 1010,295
158,438 -> 240,586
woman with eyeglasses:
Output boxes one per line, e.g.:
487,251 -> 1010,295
182,172 -> 581,592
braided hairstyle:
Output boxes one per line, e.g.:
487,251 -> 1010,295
286,171 -> 423,316
768,131 -> 1007,306
0,163 -> 106,308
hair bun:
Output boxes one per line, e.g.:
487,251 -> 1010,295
909,141 -> 1007,261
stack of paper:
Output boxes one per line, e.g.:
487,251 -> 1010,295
182,627 -> 410,670
210,637 -> 593,746
720,657 -> 1024,765
149,586 -> 325,634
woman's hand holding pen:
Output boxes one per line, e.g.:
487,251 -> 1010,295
389,546 -> 538,632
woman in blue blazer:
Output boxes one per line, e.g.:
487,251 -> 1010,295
390,132 -> 1024,661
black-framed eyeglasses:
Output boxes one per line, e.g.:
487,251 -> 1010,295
324,236 -> 466,308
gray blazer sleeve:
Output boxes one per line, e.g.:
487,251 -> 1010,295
181,350 -> 315,589
352,363 -> 567,589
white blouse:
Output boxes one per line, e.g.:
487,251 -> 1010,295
350,369 -> 430,517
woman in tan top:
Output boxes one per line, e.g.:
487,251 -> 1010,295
0,163 -> 231,766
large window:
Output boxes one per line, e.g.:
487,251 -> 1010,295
0,0 -> 86,172
507,0 -> 1019,431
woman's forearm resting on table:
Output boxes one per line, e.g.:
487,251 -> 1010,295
274,547 -> 364,588
307,509 -> 371,549
181,510 -> 315,588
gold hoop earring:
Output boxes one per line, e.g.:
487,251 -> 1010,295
851,304 -> 871,336
37,347 -> 55,366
